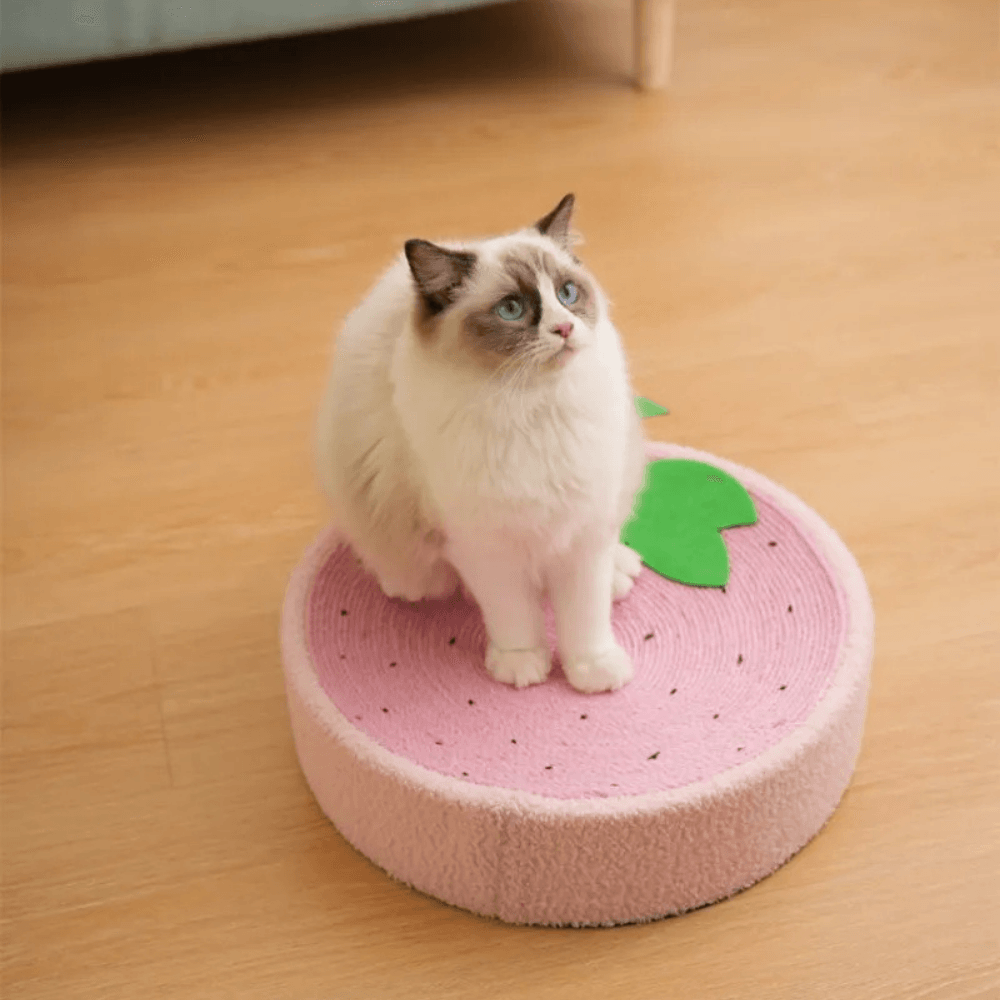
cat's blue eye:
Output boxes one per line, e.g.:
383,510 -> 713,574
495,298 -> 524,321
557,281 -> 579,306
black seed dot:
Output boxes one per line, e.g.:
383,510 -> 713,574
462,772 -> 468,777
580,714 -> 588,720
768,541 -> 778,547
341,609 -> 348,616
611,783 -> 619,788
737,654 -> 744,664
449,637 -> 456,645
382,707 -> 389,713
435,740 -> 443,745
468,699 -> 475,706
737,747 -> 744,752
713,713 -> 720,719
511,739 -> 517,744
721,586 -> 727,594
545,765 -> 553,770
389,661 -> 397,667
670,688 -> 677,695
779,684 -> 787,691
788,604 -> 793,613
644,632 -> 654,641
648,751 -> 660,760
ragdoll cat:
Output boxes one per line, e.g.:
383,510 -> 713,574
315,194 -> 646,693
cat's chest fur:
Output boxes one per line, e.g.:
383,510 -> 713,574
392,335 -> 631,540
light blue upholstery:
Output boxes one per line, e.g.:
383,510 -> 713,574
1,0 -> 501,71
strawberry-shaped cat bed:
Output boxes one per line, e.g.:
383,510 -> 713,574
281,439 -> 874,926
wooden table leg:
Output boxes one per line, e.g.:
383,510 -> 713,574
634,0 -> 675,90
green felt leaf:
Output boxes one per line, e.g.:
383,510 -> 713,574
634,396 -> 669,418
621,459 -> 757,588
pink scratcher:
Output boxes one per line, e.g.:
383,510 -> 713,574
281,443 -> 874,926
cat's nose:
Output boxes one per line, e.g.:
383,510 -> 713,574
553,322 -> 574,340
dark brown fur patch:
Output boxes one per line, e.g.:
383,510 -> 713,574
404,240 -> 477,331
462,252 -> 542,357
464,300 -> 540,358
522,248 -> 599,329
505,248 -> 596,327
535,193 -> 575,247
462,245 -> 597,360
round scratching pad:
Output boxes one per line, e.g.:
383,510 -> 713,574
282,443 -> 874,926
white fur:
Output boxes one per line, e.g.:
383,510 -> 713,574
315,226 -> 646,692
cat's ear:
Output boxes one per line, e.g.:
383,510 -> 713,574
404,239 -> 477,314
535,193 -> 575,247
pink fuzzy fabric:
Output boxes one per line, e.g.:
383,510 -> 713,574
281,444 -> 874,926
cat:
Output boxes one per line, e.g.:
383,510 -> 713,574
315,194 -> 647,693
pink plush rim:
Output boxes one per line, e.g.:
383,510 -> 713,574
281,443 -> 874,926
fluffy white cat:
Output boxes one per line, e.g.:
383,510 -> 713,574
315,195 -> 646,693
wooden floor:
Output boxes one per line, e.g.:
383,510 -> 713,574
3,1 -> 998,996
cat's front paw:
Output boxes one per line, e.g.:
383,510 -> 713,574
486,645 -> 552,689
563,643 -> 634,693
612,543 -> 643,602
421,559 -> 461,600
376,559 -> 459,603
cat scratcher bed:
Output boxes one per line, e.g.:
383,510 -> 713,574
281,443 -> 874,926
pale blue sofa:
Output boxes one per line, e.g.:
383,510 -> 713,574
0,0 -> 506,72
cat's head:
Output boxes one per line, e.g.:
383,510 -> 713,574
403,195 -> 605,373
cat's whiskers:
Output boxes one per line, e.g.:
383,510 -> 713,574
498,349 -> 547,426
434,349 -> 527,435
466,349 -> 534,419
